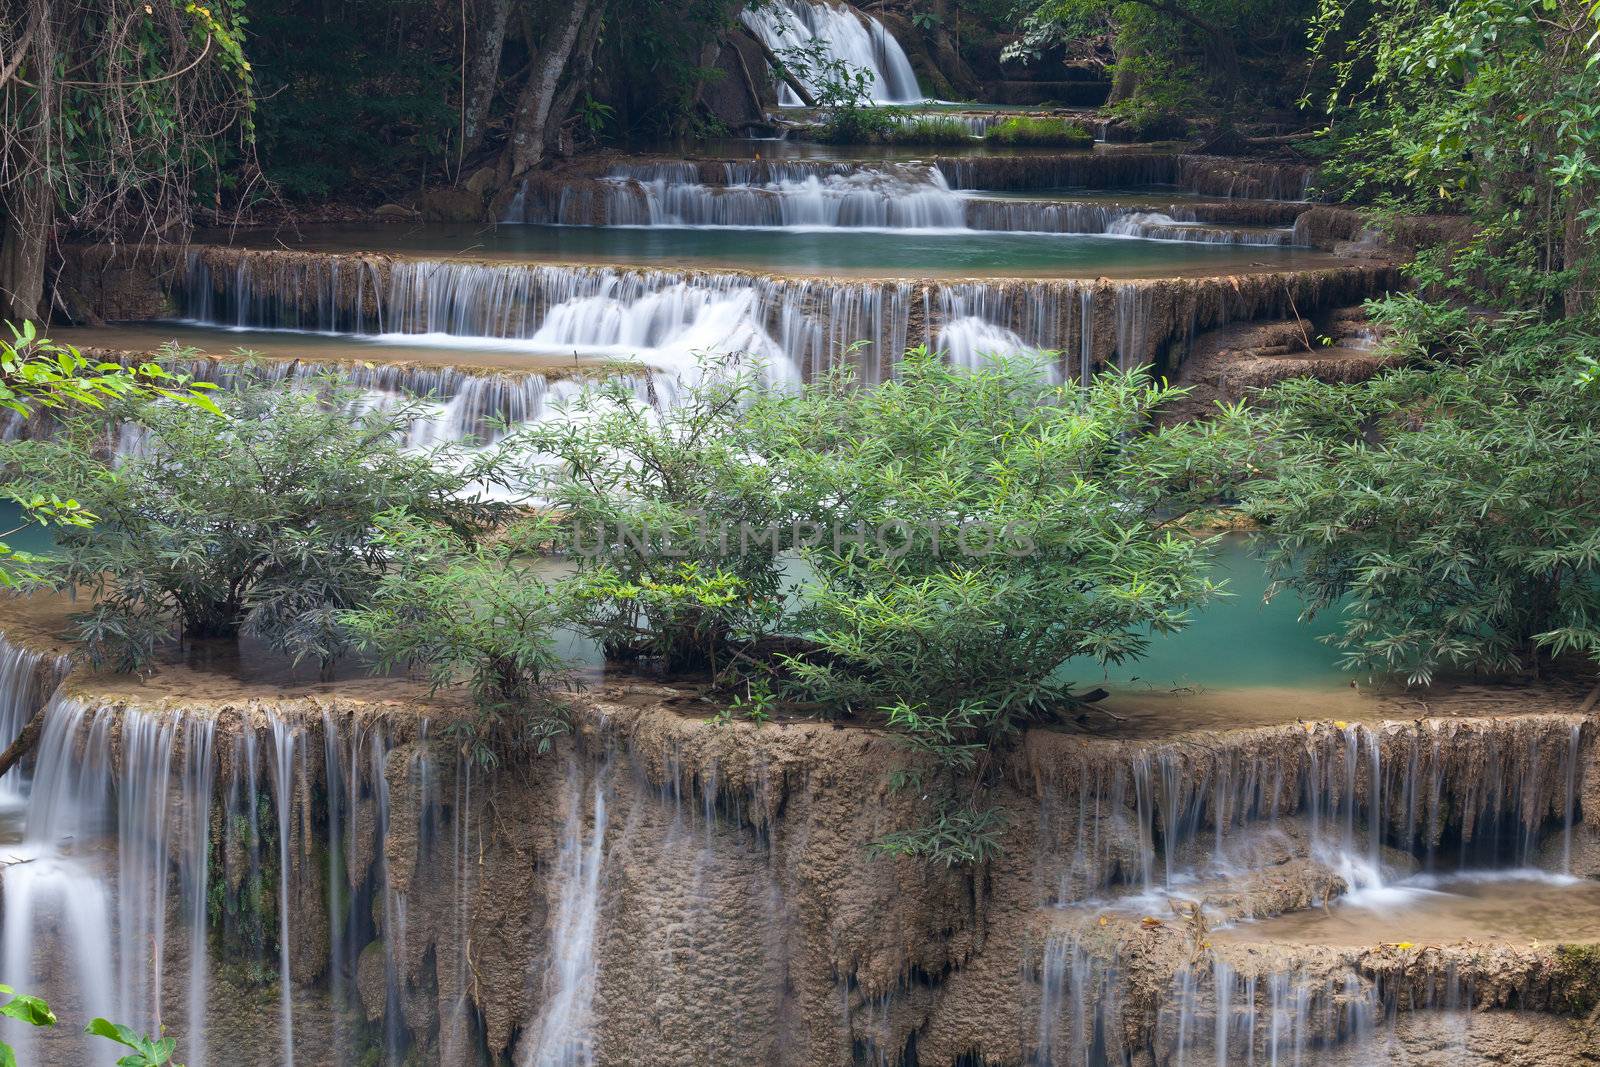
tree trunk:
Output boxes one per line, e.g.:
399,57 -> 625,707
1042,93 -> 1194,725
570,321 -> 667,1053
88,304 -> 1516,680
506,0 -> 596,179
545,3 -> 606,157
460,0 -> 514,160
0,6 -> 52,327
0,178 -> 49,326
736,24 -> 818,108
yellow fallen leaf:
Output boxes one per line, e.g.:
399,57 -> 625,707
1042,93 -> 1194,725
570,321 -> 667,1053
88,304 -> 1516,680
1141,916 -> 1164,928
1334,720 -> 1350,730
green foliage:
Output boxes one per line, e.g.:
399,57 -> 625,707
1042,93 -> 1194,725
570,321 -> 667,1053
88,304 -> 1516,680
1244,312 -> 1600,684
775,39 -> 875,111
341,515 -> 575,764
0,379 -> 507,671
0,983 -> 57,1065
749,349 -> 1242,762
869,802 -> 1009,867
509,361 -> 793,673
982,115 -> 1094,148
814,110 -> 974,146
85,1018 -> 180,1067
1307,0 -> 1600,311
0,987 -> 178,1067
1,0 -> 255,261
0,324 -> 219,589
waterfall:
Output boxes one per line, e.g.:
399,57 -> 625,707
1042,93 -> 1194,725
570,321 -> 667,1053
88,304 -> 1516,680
1038,716 -> 1590,902
524,766 -> 609,1067
738,0 -> 921,105
0,683 -> 419,1066
538,163 -> 967,230
268,718 -> 299,1065
169,249 -> 1395,392
507,164 -> 1297,244
0,633 -> 68,802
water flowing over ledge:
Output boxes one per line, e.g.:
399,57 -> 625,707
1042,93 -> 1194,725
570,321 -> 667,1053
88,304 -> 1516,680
59,244 -> 1394,387
737,0 -> 921,105
2,614 -> 1597,1066
505,162 -> 1300,245
518,153 -> 1318,206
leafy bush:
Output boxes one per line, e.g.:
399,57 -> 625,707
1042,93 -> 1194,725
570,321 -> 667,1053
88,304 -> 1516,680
0,325 -> 219,588
742,350 -> 1244,858
983,116 -> 1094,148
0,379 -> 508,671
508,361 -> 794,674
1244,312 -> 1600,685
342,515 -> 575,764
749,349 -> 1241,751
817,111 -> 974,145
1307,0 -> 1600,313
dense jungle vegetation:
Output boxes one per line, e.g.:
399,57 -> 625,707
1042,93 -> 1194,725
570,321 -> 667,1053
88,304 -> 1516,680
0,0 -> 1597,877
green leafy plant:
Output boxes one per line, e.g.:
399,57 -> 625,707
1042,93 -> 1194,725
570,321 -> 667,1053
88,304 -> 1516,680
1306,0 -> 1600,313
85,1018 -> 180,1067
0,324 -> 219,587
0,984 -> 56,1066
0,377 -> 508,671
342,515 -> 576,765
870,802 -> 1009,867
1244,312 -> 1600,684
745,348 -> 1246,860
983,116 -> 1094,148
509,359 -> 794,675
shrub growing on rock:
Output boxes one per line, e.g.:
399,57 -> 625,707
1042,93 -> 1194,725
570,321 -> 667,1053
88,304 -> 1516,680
507,360 -> 795,674
0,379 -> 509,671
341,515 -> 576,764
1244,312 -> 1600,684
745,349 -> 1248,859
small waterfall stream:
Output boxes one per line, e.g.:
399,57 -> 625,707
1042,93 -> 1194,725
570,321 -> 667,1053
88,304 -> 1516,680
524,767 -> 609,1067
506,161 -> 1297,244
738,0 -> 921,105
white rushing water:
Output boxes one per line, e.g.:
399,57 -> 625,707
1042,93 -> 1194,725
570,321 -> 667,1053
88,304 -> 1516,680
738,0 -> 921,105
507,160 -> 1296,245
524,766 -> 609,1067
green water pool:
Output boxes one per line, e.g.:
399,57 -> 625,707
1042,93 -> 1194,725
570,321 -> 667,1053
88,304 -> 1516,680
203,223 -> 1340,280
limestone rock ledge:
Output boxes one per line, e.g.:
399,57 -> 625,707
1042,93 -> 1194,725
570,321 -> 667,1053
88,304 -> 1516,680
14,643 -> 1598,1067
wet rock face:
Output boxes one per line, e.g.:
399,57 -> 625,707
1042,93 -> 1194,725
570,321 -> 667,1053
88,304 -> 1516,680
55,241 -> 1397,387
5,618 -> 1598,1067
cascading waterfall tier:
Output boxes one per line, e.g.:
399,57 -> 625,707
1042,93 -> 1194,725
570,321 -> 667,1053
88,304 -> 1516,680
737,0 -> 921,105
504,163 -> 1297,244
509,153 -> 1321,220
1019,715 -> 1590,900
0,624 -> 1597,1067
148,245 -> 1392,384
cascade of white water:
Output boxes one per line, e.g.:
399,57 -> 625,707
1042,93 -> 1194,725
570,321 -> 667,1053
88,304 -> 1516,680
738,0 -> 921,105
580,163 -> 966,230
1104,211 -> 1292,246
0,633 -> 68,802
1042,719 -> 1589,902
1078,289 -> 1094,386
525,766 -> 609,1067
268,718 -> 300,1065
511,164 -> 1302,245
936,317 -> 1051,376
180,716 -> 217,1067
